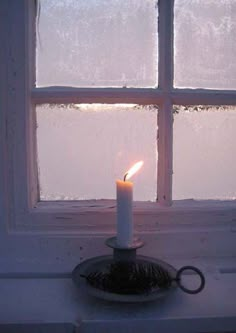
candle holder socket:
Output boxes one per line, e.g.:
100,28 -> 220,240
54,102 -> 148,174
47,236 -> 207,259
105,236 -> 144,262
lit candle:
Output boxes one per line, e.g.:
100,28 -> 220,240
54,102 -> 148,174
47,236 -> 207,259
116,161 -> 143,247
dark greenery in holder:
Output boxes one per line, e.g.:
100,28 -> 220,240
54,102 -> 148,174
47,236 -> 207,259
81,261 -> 176,295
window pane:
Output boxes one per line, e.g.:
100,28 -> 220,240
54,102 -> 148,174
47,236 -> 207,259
36,104 -> 157,201
174,0 -> 236,89
36,0 -> 158,88
173,106 -> 236,200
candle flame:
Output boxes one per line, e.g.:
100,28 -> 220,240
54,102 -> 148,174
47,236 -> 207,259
124,161 -> 144,181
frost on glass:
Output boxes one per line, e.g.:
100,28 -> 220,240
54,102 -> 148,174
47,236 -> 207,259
36,0 -> 158,88
174,0 -> 236,89
173,106 -> 236,200
36,104 -> 157,201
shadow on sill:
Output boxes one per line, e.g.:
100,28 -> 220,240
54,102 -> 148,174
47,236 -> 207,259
0,323 -> 77,333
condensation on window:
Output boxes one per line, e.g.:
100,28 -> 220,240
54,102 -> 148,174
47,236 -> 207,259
173,105 -> 236,200
174,0 -> 236,89
36,104 -> 158,201
36,0 -> 158,88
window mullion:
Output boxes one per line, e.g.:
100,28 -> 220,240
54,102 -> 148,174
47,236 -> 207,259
6,1 -> 31,218
2,0 -> 38,228
157,0 -> 174,205
158,0 -> 174,91
28,0 -> 39,208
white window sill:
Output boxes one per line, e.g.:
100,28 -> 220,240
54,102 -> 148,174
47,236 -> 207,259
1,258 -> 236,333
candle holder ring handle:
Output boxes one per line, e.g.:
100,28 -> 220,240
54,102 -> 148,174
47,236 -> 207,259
174,265 -> 205,294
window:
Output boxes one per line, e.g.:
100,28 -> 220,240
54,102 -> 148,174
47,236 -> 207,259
35,0 -> 236,202
0,1 -> 235,272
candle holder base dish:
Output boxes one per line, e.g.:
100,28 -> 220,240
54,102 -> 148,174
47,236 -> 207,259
72,237 -> 205,303
73,255 -> 177,302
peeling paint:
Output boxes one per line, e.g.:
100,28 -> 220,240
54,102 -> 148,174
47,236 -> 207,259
55,216 -> 73,220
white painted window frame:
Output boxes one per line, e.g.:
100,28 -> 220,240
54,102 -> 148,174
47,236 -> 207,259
0,0 -> 236,274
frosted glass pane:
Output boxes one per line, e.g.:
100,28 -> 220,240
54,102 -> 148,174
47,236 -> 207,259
36,0 -> 158,88
174,0 -> 236,89
173,106 -> 236,200
36,104 -> 157,201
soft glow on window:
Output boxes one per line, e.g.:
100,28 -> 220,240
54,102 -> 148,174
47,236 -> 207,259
36,0 -> 158,88
36,104 -> 157,201
173,106 -> 236,200
174,0 -> 236,89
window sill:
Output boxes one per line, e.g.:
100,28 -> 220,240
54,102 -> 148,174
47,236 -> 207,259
13,199 -> 236,234
1,258 -> 236,333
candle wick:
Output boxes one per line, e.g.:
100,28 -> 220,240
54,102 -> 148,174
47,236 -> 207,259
124,173 -> 128,182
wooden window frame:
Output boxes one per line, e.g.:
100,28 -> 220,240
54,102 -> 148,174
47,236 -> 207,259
0,0 -> 236,274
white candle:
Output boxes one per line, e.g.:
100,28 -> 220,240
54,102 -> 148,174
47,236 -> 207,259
116,179 -> 133,247
116,161 -> 143,247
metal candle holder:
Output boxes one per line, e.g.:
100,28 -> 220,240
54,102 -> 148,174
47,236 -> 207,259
72,237 -> 205,302
106,236 -> 144,262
